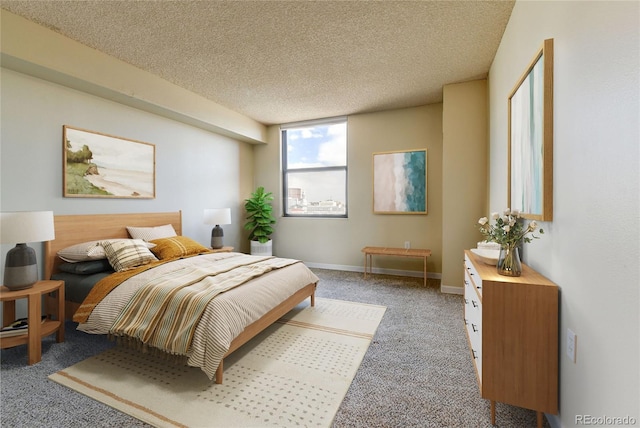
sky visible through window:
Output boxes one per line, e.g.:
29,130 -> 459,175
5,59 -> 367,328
286,122 -> 346,204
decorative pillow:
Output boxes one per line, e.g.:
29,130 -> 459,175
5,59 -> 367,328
57,240 -> 106,262
57,239 -> 156,263
100,239 -> 158,272
127,224 -> 177,241
149,236 -> 211,260
58,259 -> 114,275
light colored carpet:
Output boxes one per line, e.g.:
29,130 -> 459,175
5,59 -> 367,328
48,298 -> 386,428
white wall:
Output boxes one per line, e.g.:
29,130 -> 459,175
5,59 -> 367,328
0,69 -> 254,299
489,1 -> 639,426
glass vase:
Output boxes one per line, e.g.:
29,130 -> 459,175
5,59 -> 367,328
497,244 -> 522,277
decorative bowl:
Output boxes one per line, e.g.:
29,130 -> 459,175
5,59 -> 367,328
477,241 -> 501,250
470,248 -> 500,266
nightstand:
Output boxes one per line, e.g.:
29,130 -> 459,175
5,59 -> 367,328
210,246 -> 234,253
0,280 -> 65,365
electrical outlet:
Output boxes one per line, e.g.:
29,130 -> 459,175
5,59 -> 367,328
567,328 -> 577,363
404,241 -> 410,249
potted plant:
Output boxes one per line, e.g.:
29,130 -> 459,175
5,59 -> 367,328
244,186 -> 276,255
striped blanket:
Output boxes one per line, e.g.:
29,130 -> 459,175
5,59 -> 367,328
109,254 -> 300,356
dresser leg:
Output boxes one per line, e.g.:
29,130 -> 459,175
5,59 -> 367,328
490,400 -> 496,425
537,411 -> 543,428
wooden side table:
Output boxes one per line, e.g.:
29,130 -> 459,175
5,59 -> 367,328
210,246 -> 234,253
0,280 -> 65,365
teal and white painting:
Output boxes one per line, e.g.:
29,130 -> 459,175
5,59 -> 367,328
507,38 -> 554,221
373,149 -> 426,214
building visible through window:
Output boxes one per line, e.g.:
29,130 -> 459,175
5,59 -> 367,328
281,118 -> 347,217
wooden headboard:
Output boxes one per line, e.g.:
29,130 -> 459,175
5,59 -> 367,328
44,211 -> 182,280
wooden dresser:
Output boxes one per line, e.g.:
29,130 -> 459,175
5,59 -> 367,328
463,250 -> 558,428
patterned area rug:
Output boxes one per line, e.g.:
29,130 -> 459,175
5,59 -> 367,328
49,298 -> 386,428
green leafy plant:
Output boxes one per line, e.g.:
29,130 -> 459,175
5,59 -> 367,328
244,187 -> 276,243
477,208 -> 544,247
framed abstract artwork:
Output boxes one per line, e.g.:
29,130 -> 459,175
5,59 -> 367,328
373,149 -> 427,214
63,125 -> 156,198
508,38 -> 554,221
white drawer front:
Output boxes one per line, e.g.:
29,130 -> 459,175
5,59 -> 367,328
464,255 -> 483,297
464,270 -> 483,381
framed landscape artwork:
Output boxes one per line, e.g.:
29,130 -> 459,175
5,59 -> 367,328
373,149 -> 427,214
508,38 -> 554,221
63,126 -> 156,198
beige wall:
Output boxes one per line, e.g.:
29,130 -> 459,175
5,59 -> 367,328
252,105 -> 443,277
489,1 -> 639,426
441,80 -> 488,291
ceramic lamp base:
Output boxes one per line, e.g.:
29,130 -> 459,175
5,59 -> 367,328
211,225 -> 224,249
4,244 -> 38,290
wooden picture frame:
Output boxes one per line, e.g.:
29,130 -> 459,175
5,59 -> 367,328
63,126 -> 156,199
372,148 -> 427,214
508,38 -> 553,221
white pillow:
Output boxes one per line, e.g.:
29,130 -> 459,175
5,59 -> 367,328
101,239 -> 158,272
57,239 -> 155,263
127,224 -> 177,241
57,240 -> 106,263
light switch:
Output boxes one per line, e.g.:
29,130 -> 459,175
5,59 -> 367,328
567,328 -> 577,363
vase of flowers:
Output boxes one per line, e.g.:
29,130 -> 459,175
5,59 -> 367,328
497,243 -> 522,277
477,208 -> 544,277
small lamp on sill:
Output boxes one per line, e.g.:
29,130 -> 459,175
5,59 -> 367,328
1,211 -> 55,291
203,208 -> 231,249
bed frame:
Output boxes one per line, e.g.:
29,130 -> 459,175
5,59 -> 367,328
44,211 -> 316,383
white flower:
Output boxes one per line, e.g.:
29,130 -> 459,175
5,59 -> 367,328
476,208 -> 543,247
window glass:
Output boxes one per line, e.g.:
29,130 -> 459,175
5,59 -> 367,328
282,119 -> 347,217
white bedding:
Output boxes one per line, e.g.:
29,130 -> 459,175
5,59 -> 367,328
78,252 -> 319,379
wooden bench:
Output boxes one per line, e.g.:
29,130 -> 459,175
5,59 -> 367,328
361,246 -> 432,286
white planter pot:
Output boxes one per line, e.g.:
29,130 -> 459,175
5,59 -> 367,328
250,240 -> 272,256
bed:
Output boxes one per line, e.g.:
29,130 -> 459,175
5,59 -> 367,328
43,211 -> 318,383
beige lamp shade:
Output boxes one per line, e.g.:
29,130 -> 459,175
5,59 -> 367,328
203,208 -> 231,226
1,211 -> 55,244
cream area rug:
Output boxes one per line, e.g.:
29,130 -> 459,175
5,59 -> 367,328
49,298 -> 386,428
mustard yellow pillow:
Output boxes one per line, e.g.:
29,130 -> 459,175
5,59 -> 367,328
149,236 -> 211,260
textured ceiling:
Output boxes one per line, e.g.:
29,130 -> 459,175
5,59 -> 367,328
1,1 -> 514,125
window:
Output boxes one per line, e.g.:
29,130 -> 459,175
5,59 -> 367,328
282,118 -> 347,217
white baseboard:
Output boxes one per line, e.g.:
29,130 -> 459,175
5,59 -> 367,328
305,262 -> 467,295
440,284 -> 464,295
303,262 -> 364,273
304,261 -> 441,279
303,261 -> 450,284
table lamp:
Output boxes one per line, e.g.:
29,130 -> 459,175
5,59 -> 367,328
203,208 -> 231,249
1,211 -> 55,290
